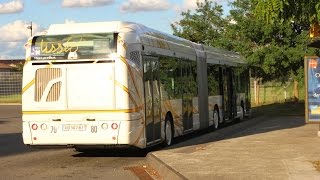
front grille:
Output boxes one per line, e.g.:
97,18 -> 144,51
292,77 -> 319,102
35,68 -> 62,102
46,82 -> 62,102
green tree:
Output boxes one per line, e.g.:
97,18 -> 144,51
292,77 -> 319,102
171,0 -> 227,47
172,0 -> 319,102
11,62 -> 24,72
251,0 -> 320,100
253,0 -> 320,24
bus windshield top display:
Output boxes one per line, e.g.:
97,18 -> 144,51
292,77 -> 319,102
31,33 -> 116,60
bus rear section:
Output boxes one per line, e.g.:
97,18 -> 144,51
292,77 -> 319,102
22,32 -> 146,149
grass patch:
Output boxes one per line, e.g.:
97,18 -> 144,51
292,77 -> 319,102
252,101 -> 305,117
0,94 -> 21,103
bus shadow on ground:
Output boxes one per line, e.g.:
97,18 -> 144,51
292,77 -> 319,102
72,143 -> 167,157
0,120 -> 9,124
73,102 -> 306,155
166,102 -> 306,150
0,133 -> 36,157
72,148 -> 157,158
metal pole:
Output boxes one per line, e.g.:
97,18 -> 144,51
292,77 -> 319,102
30,21 -> 32,37
27,21 -> 32,37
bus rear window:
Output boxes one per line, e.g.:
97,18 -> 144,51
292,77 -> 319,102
31,33 -> 116,60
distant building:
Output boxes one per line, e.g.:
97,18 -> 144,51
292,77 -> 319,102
0,59 -> 25,72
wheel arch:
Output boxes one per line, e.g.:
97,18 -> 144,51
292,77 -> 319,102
164,111 -> 174,136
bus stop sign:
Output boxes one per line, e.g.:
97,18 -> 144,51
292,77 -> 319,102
305,56 -> 320,123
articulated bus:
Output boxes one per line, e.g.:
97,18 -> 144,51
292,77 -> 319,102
22,21 -> 251,150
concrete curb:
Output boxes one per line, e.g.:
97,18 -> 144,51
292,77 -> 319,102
146,116 -> 270,179
146,153 -> 187,180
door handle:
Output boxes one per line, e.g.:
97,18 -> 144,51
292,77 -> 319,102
86,118 -> 96,121
52,119 -> 61,121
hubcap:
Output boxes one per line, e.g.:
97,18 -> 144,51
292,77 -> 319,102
214,111 -> 219,129
165,121 -> 172,145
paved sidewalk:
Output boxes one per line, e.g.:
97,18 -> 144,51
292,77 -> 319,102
147,116 -> 320,179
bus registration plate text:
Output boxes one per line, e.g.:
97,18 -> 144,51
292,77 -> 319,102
63,124 -> 86,131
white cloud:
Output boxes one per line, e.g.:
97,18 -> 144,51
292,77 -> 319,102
0,20 -> 43,42
182,0 -> 200,11
178,0 -> 230,12
62,0 -> 114,8
65,19 -> 76,24
120,0 -> 170,13
0,20 -> 44,59
0,42 -> 24,59
0,0 -> 23,14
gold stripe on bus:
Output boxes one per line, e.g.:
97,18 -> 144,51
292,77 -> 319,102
164,101 -> 183,127
22,107 -> 144,115
120,56 -> 142,100
132,127 -> 145,146
118,35 -> 122,41
120,55 -> 129,66
123,43 -> 127,50
45,60 -> 56,68
22,79 -> 35,94
115,80 -> 138,108
164,100 -> 181,120
24,56 -> 31,65
121,56 -> 143,79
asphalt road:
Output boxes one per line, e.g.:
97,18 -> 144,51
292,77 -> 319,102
0,105 -> 157,180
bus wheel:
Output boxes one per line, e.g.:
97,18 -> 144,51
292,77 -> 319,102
213,109 -> 220,129
164,119 -> 174,146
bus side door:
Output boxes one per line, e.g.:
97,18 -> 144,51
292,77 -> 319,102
143,56 -> 161,144
222,67 -> 235,121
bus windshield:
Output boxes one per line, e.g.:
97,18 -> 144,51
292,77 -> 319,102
31,33 -> 116,60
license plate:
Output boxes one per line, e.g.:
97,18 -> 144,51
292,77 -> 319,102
63,124 -> 86,131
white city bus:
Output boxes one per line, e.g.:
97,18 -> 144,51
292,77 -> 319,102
22,21 -> 251,150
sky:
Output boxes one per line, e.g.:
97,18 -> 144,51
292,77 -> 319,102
0,0 -> 232,59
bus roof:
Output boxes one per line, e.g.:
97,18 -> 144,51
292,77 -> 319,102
46,21 -> 193,47
46,21 -> 245,66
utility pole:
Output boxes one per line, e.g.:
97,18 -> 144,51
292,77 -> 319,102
27,21 -> 32,37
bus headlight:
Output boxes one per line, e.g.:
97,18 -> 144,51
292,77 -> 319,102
31,124 -> 38,130
41,123 -> 47,130
101,123 -> 108,130
111,123 -> 118,130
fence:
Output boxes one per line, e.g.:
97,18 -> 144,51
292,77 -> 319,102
0,72 -> 22,103
251,80 -> 305,106
0,72 -> 305,105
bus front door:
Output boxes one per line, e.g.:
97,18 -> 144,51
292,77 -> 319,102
144,56 -> 161,145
